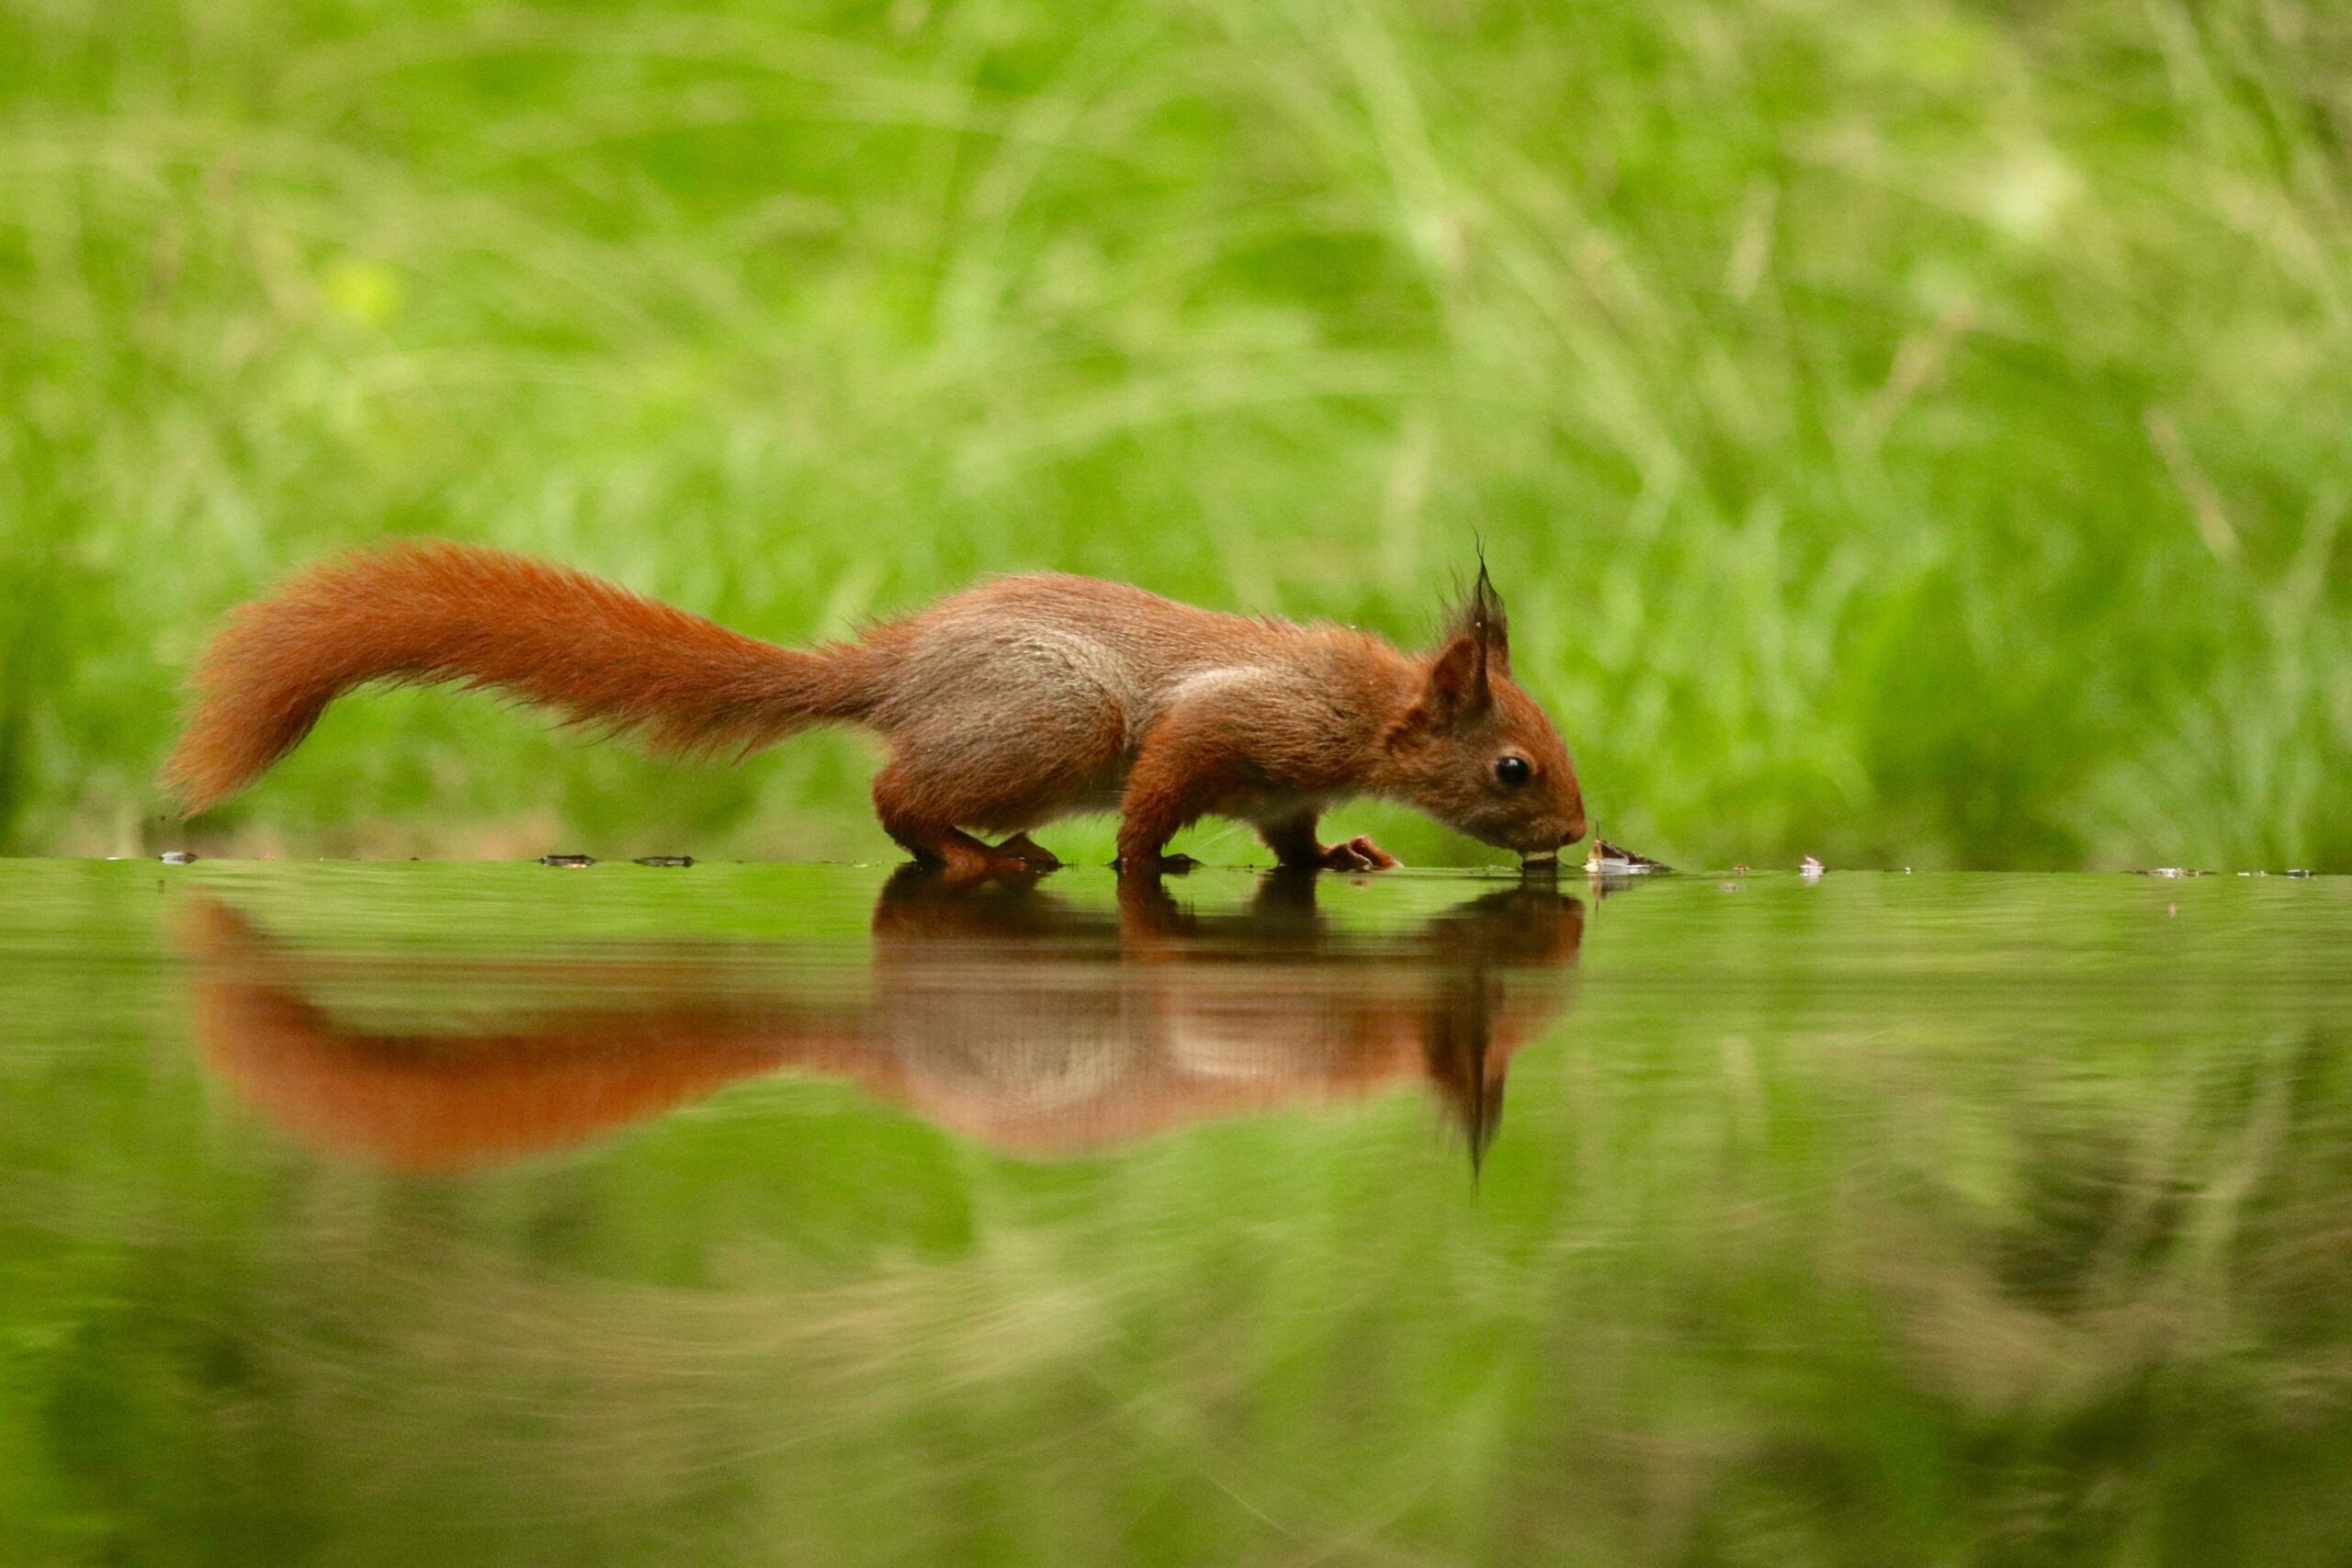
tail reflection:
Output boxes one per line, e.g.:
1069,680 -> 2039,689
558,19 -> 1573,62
183,871 -> 1583,1172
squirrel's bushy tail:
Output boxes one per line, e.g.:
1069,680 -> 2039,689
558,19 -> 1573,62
163,541 -> 881,815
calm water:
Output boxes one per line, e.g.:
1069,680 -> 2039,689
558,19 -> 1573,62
5,861 -> 2349,1566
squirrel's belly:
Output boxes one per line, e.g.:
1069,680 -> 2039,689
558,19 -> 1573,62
970,769 -> 1130,832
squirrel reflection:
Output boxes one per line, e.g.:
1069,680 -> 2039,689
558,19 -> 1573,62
182,871 -> 1584,1173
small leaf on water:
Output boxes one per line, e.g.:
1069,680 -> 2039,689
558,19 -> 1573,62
1584,828 -> 1670,875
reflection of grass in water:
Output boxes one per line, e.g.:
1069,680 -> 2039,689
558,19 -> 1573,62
5,868 -> 2352,1561
28,1021 -> 2352,1565
5,2 -> 2350,870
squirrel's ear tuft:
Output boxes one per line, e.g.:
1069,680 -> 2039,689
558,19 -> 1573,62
1445,558 -> 1510,678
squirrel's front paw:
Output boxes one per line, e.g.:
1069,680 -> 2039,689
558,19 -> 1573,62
1320,836 -> 1401,873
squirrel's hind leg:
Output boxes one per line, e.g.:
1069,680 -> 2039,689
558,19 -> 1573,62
872,763 -> 1044,879
870,693 -> 1122,874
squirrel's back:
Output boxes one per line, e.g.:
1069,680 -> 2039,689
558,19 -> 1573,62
876,571 -> 1394,726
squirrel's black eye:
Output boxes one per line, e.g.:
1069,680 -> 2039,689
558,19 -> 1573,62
1495,755 -> 1532,788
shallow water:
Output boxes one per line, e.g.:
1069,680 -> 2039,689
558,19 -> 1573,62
4,861 -> 2349,1566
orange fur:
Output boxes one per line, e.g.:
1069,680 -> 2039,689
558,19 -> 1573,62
162,542 -> 877,815
164,540 -> 1587,870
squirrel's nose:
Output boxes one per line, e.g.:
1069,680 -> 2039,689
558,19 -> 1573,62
1561,811 -> 1588,846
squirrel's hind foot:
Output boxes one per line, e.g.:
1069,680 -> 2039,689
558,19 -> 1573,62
916,850 -> 1053,888
891,832 -> 1053,884
993,832 -> 1061,869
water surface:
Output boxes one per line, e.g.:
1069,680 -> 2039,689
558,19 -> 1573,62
4,862 -> 2349,1565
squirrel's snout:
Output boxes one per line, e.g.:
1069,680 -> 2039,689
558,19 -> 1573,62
1507,812 -> 1585,862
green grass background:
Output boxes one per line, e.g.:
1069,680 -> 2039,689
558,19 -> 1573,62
3,0 -> 2347,869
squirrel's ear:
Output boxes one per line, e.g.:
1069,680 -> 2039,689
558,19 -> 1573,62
1393,634 -> 1492,740
1389,559 -> 1509,744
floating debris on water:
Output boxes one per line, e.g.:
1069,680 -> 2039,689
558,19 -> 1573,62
158,851 -> 199,865
635,855 -> 695,868
2138,868 -> 2208,878
541,853 -> 597,868
2286,869 -> 2317,878
1584,830 -> 1670,876
1800,855 -> 1826,882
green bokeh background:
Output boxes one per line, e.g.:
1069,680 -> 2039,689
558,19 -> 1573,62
5,0 -> 2347,868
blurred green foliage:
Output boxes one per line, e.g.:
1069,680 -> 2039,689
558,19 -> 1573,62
3,0 -> 2348,867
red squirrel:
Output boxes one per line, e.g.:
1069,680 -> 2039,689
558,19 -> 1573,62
162,542 -> 1588,874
